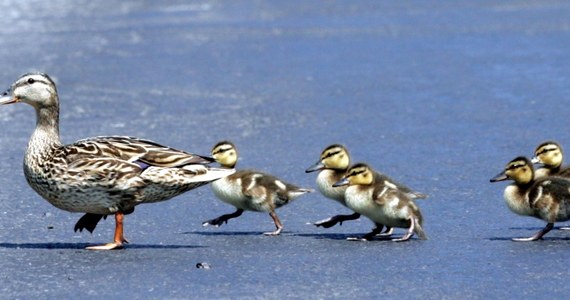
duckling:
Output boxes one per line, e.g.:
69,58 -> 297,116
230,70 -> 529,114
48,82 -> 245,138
333,163 -> 427,242
203,141 -> 313,235
490,156 -> 570,241
532,141 -> 570,179
306,144 -> 427,230
0,73 -> 235,250
305,144 -> 360,228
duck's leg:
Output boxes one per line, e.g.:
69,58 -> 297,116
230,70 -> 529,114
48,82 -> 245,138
347,224 -> 383,241
264,211 -> 283,236
313,212 -> 361,228
86,212 -> 128,250
392,218 -> 416,242
378,226 -> 394,237
513,223 -> 554,242
202,209 -> 244,227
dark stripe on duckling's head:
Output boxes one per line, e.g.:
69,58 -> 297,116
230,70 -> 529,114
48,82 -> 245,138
211,140 -> 236,155
535,141 -> 562,156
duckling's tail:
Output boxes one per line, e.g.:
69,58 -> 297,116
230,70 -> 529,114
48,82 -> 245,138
414,220 -> 428,240
410,192 -> 428,200
289,188 -> 315,198
412,209 -> 428,240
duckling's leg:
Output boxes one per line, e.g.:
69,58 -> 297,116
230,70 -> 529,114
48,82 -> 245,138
347,224 -> 384,241
202,209 -> 244,227
392,218 -> 416,242
378,227 -> 394,237
264,211 -> 283,236
85,212 -> 128,250
313,212 -> 361,228
513,223 -> 554,242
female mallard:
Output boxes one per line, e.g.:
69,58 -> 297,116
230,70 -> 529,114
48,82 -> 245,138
333,163 -> 427,242
203,141 -> 313,235
306,144 -> 427,232
490,156 -> 570,241
0,73 -> 235,250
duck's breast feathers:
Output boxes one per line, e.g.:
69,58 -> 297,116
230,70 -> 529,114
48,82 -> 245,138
66,136 -> 214,168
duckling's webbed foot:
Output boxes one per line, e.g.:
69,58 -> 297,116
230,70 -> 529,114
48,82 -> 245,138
203,209 -> 244,227
512,223 -> 554,242
264,211 -> 283,236
347,224 -> 383,241
313,212 -> 361,228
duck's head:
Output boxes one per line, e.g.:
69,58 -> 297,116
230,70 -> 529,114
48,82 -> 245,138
490,156 -> 534,185
0,73 -> 58,110
333,163 -> 374,187
532,141 -> 563,168
211,141 -> 238,168
305,144 -> 350,173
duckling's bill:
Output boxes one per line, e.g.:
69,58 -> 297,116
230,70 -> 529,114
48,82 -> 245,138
490,171 -> 508,182
332,178 -> 349,187
305,161 -> 325,173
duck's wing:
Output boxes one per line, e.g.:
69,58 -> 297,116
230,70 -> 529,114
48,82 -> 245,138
66,156 -> 145,189
66,136 -> 214,168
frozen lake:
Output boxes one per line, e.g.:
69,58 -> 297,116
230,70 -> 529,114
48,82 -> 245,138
1,1 -> 570,298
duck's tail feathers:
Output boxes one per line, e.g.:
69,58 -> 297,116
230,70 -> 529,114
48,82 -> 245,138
182,165 -> 235,183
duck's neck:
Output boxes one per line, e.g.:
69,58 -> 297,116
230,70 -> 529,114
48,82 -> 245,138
27,105 -> 62,158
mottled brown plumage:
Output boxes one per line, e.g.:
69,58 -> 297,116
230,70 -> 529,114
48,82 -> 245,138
0,73 -> 234,250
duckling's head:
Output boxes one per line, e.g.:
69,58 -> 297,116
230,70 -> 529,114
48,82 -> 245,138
305,144 -> 350,173
333,163 -> 374,187
490,156 -> 534,185
211,141 -> 238,168
0,73 -> 58,110
532,141 -> 563,168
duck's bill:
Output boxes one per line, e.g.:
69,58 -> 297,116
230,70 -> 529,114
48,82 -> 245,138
0,95 -> 17,105
332,178 -> 349,187
490,171 -> 508,182
305,161 -> 325,173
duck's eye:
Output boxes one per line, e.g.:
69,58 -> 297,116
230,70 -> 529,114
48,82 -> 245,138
27,78 -> 35,84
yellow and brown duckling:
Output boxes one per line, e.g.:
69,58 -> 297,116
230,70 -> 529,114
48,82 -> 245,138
306,144 -> 427,231
0,73 -> 235,250
532,141 -> 570,179
333,163 -> 427,242
305,144 -> 360,228
490,156 -> 570,241
204,141 -> 313,235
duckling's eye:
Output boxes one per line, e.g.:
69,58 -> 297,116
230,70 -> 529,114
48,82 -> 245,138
27,78 -> 35,84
